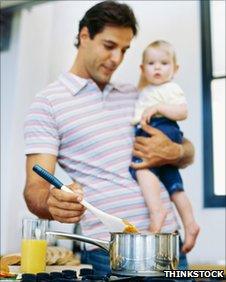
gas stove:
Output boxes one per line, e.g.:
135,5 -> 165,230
19,268 -> 224,282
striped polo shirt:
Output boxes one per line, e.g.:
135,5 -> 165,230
24,72 -> 179,249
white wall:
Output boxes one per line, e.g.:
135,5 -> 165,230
1,1 -> 225,264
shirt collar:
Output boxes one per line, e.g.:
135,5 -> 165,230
59,72 -> 128,95
59,72 -> 89,95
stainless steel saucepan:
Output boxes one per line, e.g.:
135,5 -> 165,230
46,231 -> 179,277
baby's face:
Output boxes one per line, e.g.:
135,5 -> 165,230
142,47 -> 177,85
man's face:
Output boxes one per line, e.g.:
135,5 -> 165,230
80,26 -> 133,88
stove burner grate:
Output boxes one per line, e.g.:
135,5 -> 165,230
21,268 -> 217,282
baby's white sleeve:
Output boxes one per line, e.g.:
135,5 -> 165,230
167,83 -> 187,105
131,90 -> 154,125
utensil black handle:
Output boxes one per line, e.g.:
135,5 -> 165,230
33,164 -> 63,189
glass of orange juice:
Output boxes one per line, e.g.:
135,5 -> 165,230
21,218 -> 48,274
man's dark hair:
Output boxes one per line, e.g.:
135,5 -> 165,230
75,0 -> 138,48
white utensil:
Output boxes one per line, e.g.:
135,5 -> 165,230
60,184 -> 126,232
33,165 -> 130,233
81,199 -> 126,233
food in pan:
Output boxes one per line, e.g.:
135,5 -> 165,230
123,219 -> 139,233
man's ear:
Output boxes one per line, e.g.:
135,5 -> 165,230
79,27 -> 90,47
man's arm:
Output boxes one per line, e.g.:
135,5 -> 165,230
24,154 -> 85,223
175,137 -> 194,168
130,123 -> 194,170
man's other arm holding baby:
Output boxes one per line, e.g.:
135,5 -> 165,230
131,102 -> 194,170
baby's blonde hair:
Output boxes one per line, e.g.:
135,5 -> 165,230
138,40 -> 177,90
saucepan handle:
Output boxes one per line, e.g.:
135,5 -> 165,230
46,231 -> 110,252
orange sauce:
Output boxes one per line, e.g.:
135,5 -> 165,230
123,219 -> 139,233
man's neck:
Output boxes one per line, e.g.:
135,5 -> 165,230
69,56 -> 107,91
69,56 -> 89,80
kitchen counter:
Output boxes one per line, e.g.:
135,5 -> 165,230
9,264 -> 92,274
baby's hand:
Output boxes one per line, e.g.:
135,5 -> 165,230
141,105 -> 158,124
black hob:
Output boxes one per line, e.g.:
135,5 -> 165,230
20,268 -> 224,282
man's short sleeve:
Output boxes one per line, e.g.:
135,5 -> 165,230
24,93 -> 59,156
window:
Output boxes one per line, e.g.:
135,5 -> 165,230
0,1 -> 44,51
201,0 -> 226,207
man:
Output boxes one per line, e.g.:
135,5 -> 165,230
24,1 -> 195,274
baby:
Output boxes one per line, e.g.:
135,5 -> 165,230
130,40 -> 200,253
